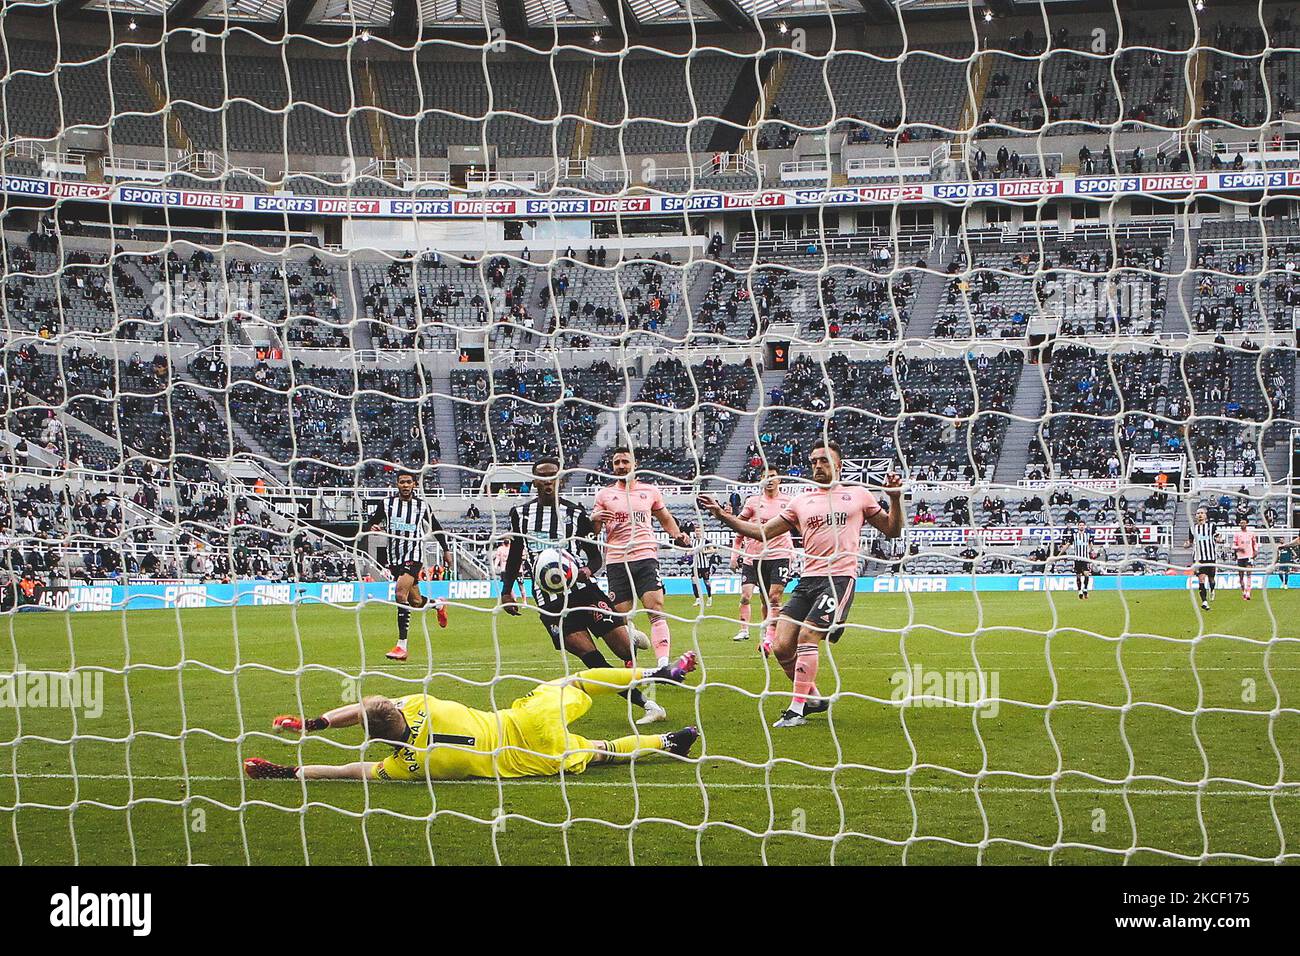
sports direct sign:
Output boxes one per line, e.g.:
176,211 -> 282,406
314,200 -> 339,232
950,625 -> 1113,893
7,169 -> 1300,219
905,525 -> 1160,547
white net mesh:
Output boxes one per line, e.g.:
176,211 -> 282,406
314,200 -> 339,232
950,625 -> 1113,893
1,1 -> 1299,866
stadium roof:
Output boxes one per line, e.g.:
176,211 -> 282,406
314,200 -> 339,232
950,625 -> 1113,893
82,0 -> 887,30
65,0 -> 1125,38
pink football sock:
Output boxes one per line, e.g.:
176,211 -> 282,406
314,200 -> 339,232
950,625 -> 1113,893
764,602 -> 781,643
650,618 -> 671,659
792,644 -> 820,706
738,602 -> 752,626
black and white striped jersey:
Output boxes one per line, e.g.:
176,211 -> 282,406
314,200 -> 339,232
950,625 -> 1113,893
502,496 -> 602,583
693,542 -> 714,574
365,494 -> 448,566
1190,522 -> 1219,564
1068,529 -> 1092,560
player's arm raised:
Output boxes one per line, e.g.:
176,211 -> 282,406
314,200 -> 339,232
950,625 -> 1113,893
698,494 -> 792,543
866,472 -> 906,539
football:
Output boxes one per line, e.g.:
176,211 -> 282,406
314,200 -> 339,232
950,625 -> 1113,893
533,548 -> 581,595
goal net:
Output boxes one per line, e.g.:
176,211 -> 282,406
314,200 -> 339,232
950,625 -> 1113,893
1,0 -> 1298,866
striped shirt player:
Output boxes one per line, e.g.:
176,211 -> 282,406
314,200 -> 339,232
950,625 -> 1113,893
1186,508 -> 1220,609
364,471 -> 451,660
498,457 -> 666,725
681,521 -> 715,607
1065,522 -> 1093,599
364,489 -> 450,575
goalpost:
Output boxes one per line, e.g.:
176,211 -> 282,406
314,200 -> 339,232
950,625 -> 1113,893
1,1 -> 1298,866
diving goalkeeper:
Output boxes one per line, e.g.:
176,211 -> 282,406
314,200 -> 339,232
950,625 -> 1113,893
243,651 -> 699,782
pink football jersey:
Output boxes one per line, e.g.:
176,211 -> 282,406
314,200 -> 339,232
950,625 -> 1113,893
735,492 -> 794,560
1233,529 -> 1259,559
594,480 -> 665,563
780,485 -> 882,577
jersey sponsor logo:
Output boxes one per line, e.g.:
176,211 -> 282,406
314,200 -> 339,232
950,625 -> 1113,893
805,511 -> 850,531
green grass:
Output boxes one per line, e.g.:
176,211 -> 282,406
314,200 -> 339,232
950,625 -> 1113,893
2,588 -> 1299,865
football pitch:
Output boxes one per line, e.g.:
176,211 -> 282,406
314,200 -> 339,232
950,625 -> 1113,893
2,589 -> 1299,865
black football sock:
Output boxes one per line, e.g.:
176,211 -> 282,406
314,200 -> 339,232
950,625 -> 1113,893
397,607 -> 410,643
1199,583 -> 1207,602
579,650 -> 611,670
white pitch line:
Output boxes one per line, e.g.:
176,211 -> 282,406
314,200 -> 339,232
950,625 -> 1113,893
359,660 -> 1300,674
6,772 -> 1299,798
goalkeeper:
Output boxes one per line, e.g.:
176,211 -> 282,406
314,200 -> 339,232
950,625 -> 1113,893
243,652 -> 699,782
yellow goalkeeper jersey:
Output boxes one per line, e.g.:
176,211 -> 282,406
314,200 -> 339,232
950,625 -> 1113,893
370,689 -> 597,781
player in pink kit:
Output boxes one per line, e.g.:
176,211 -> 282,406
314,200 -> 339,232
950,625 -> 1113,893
1232,517 -> 1260,600
592,447 -> 693,672
730,465 -> 795,650
700,441 -> 904,728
